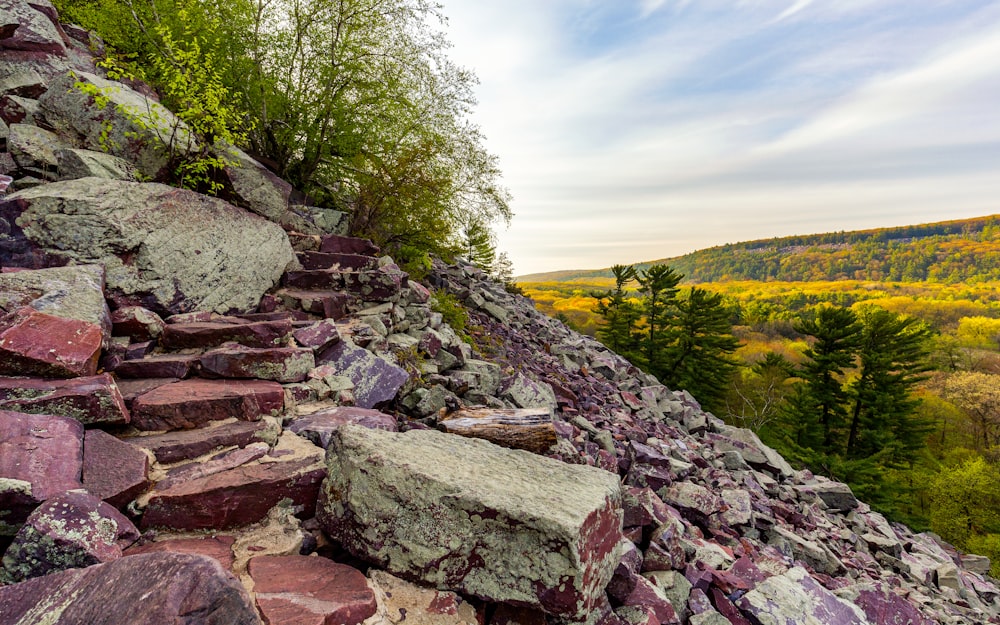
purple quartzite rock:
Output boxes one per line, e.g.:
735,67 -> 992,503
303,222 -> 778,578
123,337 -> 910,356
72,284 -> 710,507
852,584 -> 936,625
297,250 -> 376,270
318,425 -> 623,622
319,341 -> 409,409
112,353 -> 199,379
124,535 -> 237,571
318,234 -> 379,256
0,0 -> 67,55
130,378 -> 283,431
142,448 -> 325,530
288,406 -> 397,448
0,552 -> 259,625
82,429 -> 150,509
199,345 -> 315,383
248,555 -> 377,625
292,318 -> 341,352
126,418 -> 273,464
111,305 -> 166,341
0,410 -> 83,534
736,566 -> 869,625
1,489 -> 140,582
0,374 -> 130,426
0,307 -> 103,377
159,319 -> 293,350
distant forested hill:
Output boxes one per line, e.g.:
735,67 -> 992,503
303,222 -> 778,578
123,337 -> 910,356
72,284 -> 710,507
520,215 -> 1000,284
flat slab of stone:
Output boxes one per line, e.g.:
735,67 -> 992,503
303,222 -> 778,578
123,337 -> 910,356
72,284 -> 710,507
0,552 -> 259,625
160,320 -> 293,350
248,555 -> 377,625
0,264 -> 111,343
319,235 -> 379,256
736,567 -> 867,625
82,429 -> 150,509
127,419 -> 274,464
199,346 -> 314,383
115,377 -> 178,410
317,426 -> 623,621
124,535 -> 236,571
112,353 -> 199,379
298,251 -> 376,270
0,410 -> 83,534
277,289 -> 353,320
1,489 -> 140,582
438,408 -> 557,454
292,319 -> 341,352
0,307 -> 103,377
319,341 -> 409,409
288,406 -> 397,448
130,378 -> 283,431
142,435 -> 325,530
0,374 -> 129,426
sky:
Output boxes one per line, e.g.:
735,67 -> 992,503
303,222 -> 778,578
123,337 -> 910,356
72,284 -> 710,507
439,0 -> 1000,276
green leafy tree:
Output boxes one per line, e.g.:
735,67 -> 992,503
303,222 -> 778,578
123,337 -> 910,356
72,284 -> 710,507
929,457 -> 1000,547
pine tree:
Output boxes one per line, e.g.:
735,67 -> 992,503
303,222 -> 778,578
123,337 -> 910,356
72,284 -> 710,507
636,264 -> 683,369
591,264 -> 641,357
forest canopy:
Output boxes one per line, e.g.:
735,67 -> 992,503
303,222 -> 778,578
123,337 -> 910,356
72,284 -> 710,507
53,0 -> 512,261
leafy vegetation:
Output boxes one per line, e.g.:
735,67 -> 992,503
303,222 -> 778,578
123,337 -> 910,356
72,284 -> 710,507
53,0 -> 511,257
528,220 -> 1000,571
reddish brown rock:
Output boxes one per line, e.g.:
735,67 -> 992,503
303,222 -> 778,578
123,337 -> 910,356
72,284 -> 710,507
126,419 -> 274,463
130,378 -> 284,431
1,489 -> 140,582
438,408 -> 557,454
622,487 -> 672,529
0,552 -> 259,625
124,535 -> 237,571
112,353 -> 199,379
114,377 -> 178,410
318,234 -> 379,256
276,289 -> 353,320
288,407 -> 397,448
248,555 -> 377,625
0,307 -> 102,377
292,319 -> 341,352
0,374 -> 129,426
160,319 -> 293,350
82,429 -> 150,509
297,250 -> 377,270
142,447 -> 326,530
0,410 -> 83,533
283,269 -> 346,290
156,443 -> 270,491
111,305 -> 166,341
199,346 -> 315,383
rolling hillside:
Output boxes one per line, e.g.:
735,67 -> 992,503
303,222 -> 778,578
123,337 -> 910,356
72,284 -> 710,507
519,215 -> 1000,284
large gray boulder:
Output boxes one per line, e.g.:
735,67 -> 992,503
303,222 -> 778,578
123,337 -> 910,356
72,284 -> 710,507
1,178 -> 296,314
317,425 -> 623,622
38,71 -> 197,182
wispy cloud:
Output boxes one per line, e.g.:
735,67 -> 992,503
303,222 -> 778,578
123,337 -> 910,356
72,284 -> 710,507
442,0 -> 1000,274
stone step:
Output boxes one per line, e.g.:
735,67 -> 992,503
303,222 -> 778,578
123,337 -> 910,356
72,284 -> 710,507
275,289 -> 353,320
284,268 -> 403,301
0,306 -> 103,378
141,433 -> 325,531
112,353 -> 199,379
0,374 -> 130,426
130,378 -> 284,431
82,429 -> 150,510
125,418 -> 276,464
318,234 -> 380,256
159,319 -> 293,350
198,345 -> 315,384
248,555 -> 377,625
115,378 -> 179,411
297,250 -> 377,271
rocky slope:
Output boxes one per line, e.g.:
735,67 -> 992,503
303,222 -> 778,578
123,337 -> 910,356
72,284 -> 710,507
2,2 -> 1000,624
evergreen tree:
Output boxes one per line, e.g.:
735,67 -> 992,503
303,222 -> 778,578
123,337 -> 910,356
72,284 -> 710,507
591,264 -> 641,356
636,264 -> 683,369
846,306 -> 934,462
658,287 -> 740,413
461,219 -> 497,273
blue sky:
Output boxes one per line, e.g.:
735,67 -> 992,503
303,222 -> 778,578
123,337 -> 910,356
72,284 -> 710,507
440,1 -> 1000,275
